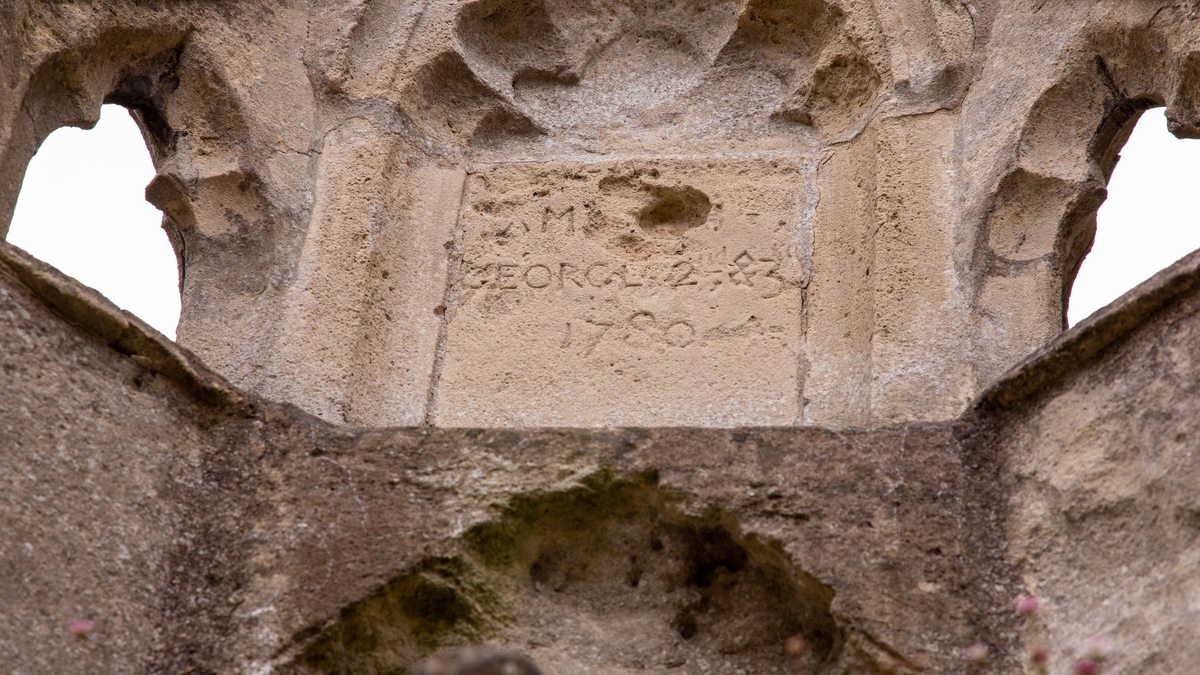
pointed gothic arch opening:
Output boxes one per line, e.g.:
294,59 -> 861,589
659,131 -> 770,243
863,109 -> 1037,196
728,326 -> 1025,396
1067,107 -> 1200,326
5,104 -> 180,338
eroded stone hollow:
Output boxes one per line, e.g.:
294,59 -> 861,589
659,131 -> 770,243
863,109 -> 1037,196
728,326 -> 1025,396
294,473 -> 846,675
636,186 -> 712,237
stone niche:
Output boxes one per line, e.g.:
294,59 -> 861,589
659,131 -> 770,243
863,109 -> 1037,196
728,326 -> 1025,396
437,159 -> 809,426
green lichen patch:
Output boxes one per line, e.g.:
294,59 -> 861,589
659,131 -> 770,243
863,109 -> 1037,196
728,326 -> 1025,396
296,557 -> 500,675
293,469 -> 849,674
462,468 -> 667,572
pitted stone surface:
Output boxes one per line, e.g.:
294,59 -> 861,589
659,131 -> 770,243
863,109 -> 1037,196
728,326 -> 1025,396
6,239 -> 1200,674
8,2 -> 1200,674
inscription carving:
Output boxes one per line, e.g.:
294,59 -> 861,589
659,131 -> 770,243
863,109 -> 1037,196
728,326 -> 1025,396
436,158 -> 810,425
461,250 -> 787,299
561,312 -> 697,354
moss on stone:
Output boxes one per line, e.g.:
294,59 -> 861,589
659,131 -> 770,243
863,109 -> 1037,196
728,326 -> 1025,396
296,557 -> 497,675
463,468 -> 666,571
294,468 -> 845,674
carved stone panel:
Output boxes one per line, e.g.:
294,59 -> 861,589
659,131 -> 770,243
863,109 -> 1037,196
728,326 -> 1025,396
435,158 -> 809,426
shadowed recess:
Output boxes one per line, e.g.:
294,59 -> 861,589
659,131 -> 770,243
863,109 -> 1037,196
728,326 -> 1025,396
291,471 -> 845,675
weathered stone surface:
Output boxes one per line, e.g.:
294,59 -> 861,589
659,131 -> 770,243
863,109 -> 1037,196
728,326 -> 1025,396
970,248 -> 1200,675
9,0 -> 1200,426
436,159 -> 808,425
0,244 -> 248,675
7,1 -> 1200,674
1,241 -> 989,675
411,647 -> 542,675
4,236 -> 1200,674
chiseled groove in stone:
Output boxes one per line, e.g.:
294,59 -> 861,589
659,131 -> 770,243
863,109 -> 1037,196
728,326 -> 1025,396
423,167 -> 474,426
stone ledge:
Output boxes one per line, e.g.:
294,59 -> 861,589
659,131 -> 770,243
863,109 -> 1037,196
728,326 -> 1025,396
975,246 -> 1200,412
0,239 -> 247,412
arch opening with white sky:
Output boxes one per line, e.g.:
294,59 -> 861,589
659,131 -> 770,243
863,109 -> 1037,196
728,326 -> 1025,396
5,104 -> 180,339
4,105 -> 1200,348
1068,107 -> 1200,326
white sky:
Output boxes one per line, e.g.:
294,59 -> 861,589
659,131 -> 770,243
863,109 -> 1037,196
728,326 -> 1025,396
5,105 -> 1200,343
7,105 -> 180,338
1068,107 -> 1200,324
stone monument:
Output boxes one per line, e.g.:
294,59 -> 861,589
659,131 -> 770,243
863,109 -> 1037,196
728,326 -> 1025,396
4,1 -> 1200,673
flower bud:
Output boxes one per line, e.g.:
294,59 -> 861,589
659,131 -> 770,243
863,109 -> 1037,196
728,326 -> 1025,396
1031,646 -> 1049,662
1015,595 -> 1041,616
965,642 -> 989,665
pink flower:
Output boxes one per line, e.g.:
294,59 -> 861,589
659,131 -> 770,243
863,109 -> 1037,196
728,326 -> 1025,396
784,635 -> 808,656
68,619 -> 94,636
1030,646 -> 1050,665
1015,594 -> 1041,616
1081,636 -> 1113,660
965,642 -> 989,665
1074,658 -> 1098,675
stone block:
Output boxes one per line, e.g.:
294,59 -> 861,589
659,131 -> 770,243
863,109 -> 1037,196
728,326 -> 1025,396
435,158 -> 808,426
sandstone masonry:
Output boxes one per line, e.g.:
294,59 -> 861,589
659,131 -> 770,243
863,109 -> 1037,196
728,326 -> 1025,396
4,1 -> 1200,673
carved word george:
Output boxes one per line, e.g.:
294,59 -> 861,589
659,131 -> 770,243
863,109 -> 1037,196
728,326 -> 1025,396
462,250 -> 784,294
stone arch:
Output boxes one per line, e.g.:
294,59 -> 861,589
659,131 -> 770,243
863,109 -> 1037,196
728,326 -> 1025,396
0,20 -> 315,401
0,25 -> 300,302
968,11 -> 1200,386
6,103 -> 181,336
972,63 -> 1147,340
0,28 -> 192,342
285,471 -> 910,675
1067,106 -> 1200,325
0,28 -> 185,240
